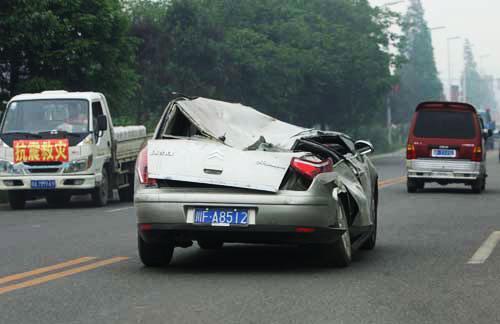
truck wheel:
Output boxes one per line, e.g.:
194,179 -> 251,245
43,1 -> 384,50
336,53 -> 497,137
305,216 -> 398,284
316,204 -> 351,267
8,191 -> 26,210
138,234 -> 174,267
46,193 -> 71,208
92,168 -> 109,206
119,176 -> 134,202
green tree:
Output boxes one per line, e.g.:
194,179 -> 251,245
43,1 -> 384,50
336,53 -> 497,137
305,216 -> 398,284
125,0 -> 171,124
461,39 -> 497,110
392,0 -> 443,124
0,0 -> 137,113
130,0 -> 398,136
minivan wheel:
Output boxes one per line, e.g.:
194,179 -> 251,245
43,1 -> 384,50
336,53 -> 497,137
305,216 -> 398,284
138,234 -> 174,267
8,191 -> 26,210
316,204 -> 351,267
471,177 -> 485,194
407,178 -> 420,193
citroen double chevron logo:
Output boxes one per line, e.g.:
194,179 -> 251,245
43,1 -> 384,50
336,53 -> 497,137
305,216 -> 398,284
207,150 -> 224,160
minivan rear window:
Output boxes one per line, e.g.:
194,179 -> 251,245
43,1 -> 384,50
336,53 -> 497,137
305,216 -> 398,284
414,110 -> 476,139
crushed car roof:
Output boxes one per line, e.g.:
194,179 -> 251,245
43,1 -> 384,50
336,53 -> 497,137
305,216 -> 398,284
170,97 -> 342,150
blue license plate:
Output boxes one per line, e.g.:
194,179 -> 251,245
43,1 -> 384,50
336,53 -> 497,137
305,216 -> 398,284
31,180 -> 56,189
194,208 -> 249,226
432,149 -> 456,158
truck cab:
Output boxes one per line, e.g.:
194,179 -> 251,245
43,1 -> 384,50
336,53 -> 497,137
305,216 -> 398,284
0,91 -> 146,209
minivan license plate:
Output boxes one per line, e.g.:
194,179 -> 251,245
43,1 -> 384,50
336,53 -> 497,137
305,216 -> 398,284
193,208 -> 249,226
432,149 -> 456,158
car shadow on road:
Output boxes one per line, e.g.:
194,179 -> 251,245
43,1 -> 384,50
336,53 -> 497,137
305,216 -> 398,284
136,244 -> 377,275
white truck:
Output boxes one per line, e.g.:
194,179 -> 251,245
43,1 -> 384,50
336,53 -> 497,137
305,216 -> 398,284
0,91 -> 147,209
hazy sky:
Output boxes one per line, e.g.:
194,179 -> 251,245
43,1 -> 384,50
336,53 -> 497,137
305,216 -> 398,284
370,0 -> 500,91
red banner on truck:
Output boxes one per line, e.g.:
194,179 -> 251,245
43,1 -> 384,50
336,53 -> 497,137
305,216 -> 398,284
13,139 -> 69,163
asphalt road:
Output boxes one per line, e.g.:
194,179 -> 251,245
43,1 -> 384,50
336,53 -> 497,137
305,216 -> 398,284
1,151 -> 500,324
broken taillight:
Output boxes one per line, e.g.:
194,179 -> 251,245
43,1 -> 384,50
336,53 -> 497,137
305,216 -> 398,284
472,146 -> 483,162
137,147 -> 157,187
291,156 -> 333,180
406,144 -> 416,160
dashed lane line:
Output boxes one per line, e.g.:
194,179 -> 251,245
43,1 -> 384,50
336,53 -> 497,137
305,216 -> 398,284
467,231 -> 500,265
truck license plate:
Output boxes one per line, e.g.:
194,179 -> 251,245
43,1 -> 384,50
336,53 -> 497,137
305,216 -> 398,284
31,180 -> 56,189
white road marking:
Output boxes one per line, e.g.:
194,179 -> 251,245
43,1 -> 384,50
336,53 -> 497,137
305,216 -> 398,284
467,231 -> 500,264
107,206 -> 134,213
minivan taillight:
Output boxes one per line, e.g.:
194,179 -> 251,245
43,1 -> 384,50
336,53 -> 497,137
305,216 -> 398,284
472,146 -> 483,162
136,147 -> 157,187
406,144 -> 416,160
291,157 -> 333,180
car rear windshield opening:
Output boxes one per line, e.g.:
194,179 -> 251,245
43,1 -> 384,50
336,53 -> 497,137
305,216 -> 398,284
414,110 -> 476,139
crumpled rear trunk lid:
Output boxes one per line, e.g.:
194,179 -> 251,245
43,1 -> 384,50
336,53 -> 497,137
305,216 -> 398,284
148,139 -> 302,192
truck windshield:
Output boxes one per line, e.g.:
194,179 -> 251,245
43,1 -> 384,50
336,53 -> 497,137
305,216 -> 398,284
1,99 -> 89,134
414,110 -> 476,139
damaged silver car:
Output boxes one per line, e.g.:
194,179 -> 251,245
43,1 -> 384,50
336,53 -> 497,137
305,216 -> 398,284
135,97 -> 379,267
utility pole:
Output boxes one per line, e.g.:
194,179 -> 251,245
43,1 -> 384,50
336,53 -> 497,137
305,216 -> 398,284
387,95 -> 393,146
379,0 -> 405,146
447,36 -> 461,100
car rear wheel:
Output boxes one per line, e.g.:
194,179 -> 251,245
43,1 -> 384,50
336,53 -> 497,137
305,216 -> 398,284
316,204 -> 351,267
198,240 -> 224,250
361,189 -> 377,250
138,235 -> 174,267
8,191 -> 26,210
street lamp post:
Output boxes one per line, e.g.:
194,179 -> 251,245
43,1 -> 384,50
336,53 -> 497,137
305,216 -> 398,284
447,36 -> 461,100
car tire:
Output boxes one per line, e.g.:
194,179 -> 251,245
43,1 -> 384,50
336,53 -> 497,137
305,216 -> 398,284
198,240 -> 224,250
138,234 -> 174,267
92,168 -> 109,206
8,191 -> 26,210
46,193 -> 71,208
361,188 -> 377,250
316,204 -> 352,268
471,177 -> 484,194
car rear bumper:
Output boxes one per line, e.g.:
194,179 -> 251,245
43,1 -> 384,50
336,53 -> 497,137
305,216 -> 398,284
406,159 -> 482,180
139,224 -> 345,245
135,188 -> 341,244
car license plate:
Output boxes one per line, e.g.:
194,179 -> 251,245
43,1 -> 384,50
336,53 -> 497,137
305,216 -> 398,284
431,149 -> 456,158
193,208 -> 249,226
31,180 -> 56,189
